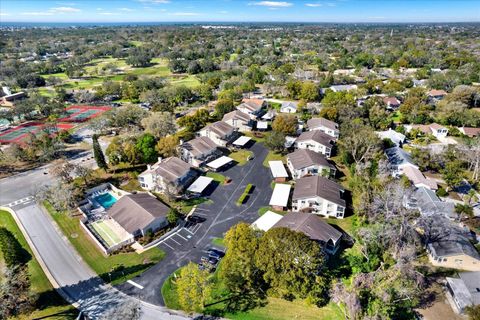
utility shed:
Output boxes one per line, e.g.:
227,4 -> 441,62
268,161 -> 288,182
269,183 -> 291,211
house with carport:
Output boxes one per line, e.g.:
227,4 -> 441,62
295,130 -> 334,158
287,149 -> 336,179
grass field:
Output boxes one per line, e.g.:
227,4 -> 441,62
0,210 -> 77,320
262,150 -> 285,167
229,149 -> 254,166
206,172 -> 227,184
44,202 -> 165,285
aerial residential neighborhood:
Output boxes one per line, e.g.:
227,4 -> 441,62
0,1 -> 480,320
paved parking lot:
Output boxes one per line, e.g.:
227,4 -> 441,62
117,142 -> 273,306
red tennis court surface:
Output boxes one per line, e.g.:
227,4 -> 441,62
0,122 -> 75,144
58,105 -> 111,122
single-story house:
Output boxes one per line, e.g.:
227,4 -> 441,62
295,130 -> 334,158
385,146 -> 418,175
287,149 -> 336,179
268,160 -> 289,182
427,232 -> 480,271
459,127 -> 480,138
292,175 -> 346,219
329,84 -> 358,92
404,123 -> 449,138
236,98 -> 266,119
446,271 -> 480,313
405,186 -> 455,219
180,136 -> 219,167
307,117 -> 339,138
376,129 -> 406,147
272,212 -> 343,254
222,110 -> 254,132
198,121 -> 237,147
383,97 -> 401,110
269,183 -> 292,211
402,166 -> 437,190
280,101 -> 298,113
138,157 -> 197,194
107,193 -> 170,237
428,89 -> 447,100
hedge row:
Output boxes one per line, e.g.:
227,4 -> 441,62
237,184 -> 254,205
0,227 -> 31,268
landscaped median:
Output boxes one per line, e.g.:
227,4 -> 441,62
0,209 -> 77,320
43,202 -> 165,285
236,183 -> 254,206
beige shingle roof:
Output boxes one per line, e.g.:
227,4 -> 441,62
307,117 -> 338,131
287,149 -> 334,170
296,130 -> 334,147
155,157 -> 193,183
293,175 -> 345,207
181,136 -> 217,157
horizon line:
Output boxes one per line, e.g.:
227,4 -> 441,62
2,20 -> 480,24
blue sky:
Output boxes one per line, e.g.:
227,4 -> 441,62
0,1 -> 479,23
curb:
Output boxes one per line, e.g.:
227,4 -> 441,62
0,206 -> 80,309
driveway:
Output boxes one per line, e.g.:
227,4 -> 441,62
116,142 -> 273,306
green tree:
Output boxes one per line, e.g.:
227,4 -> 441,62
214,99 -> 235,118
441,161 -> 464,191
272,114 -> 297,136
155,135 -> 179,158
92,134 -> 108,171
140,112 -> 177,139
300,82 -> 319,102
264,131 -> 285,152
136,133 -> 158,164
176,262 -> 212,313
465,304 -> 480,320
255,227 -> 327,303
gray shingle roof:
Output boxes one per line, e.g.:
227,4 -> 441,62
155,157 -> 193,183
287,149 -> 334,170
429,232 -> 480,260
204,121 -> 234,138
273,212 -> 342,245
293,175 -> 345,207
296,130 -> 333,147
181,136 -> 217,157
222,110 -> 251,123
385,146 -> 415,167
307,117 -> 338,131
107,193 -> 169,234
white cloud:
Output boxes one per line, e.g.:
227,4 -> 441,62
251,1 -> 293,8
96,8 -> 103,11
218,10 -> 228,14
305,3 -> 322,7
169,12 -> 201,16
118,8 -> 134,12
21,11 -> 54,16
50,6 -> 81,13
0,12 -> 10,16
137,0 -> 170,4
98,12 -> 120,16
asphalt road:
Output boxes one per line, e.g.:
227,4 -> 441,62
116,142 -> 273,306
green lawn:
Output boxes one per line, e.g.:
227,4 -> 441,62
229,53 -> 239,62
325,214 -> 357,235
44,202 -> 165,285
262,150 -> 285,167
169,75 -> 200,88
229,149 -> 254,166
211,237 -> 225,247
162,263 -> 344,320
0,210 -> 77,320
206,172 -> 227,184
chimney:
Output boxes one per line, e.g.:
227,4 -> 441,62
147,164 -> 152,170
157,157 -> 163,163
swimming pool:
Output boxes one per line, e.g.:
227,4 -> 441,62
94,192 -> 117,209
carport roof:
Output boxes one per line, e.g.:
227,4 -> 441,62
257,121 -> 268,129
269,183 -> 291,207
187,176 -> 213,193
207,156 -> 234,169
232,136 -> 251,146
269,161 -> 288,178
251,211 -> 283,232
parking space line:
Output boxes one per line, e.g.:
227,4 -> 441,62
170,237 -> 181,245
161,242 -> 174,250
184,228 -> 194,235
176,233 -> 187,241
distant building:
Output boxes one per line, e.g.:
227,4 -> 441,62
404,123 -> 448,138
306,117 -> 339,138
383,96 -> 401,110
376,129 -> 406,147
446,271 -> 480,313
222,110 -> 254,132
292,175 -> 346,218
405,186 -> 455,219
329,84 -> 358,92
198,121 -> 237,147
280,101 -> 298,113
138,157 -> 197,194
287,149 -> 336,179
236,98 -> 266,119
385,146 -> 418,175
0,92 -> 26,107
459,127 -> 480,138
428,89 -> 447,100
180,136 -> 219,167
295,130 -> 334,158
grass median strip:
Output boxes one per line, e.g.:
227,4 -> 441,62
237,183 -> 254,205
43,202 -> 165,285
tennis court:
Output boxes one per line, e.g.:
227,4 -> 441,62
58,105 -> 111,122
0,122 -> 75,144
90,218 -> 131,248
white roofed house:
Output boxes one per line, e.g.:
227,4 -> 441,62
138,157 -> 197,195
385,146 -> 418,176
376,128 -> 406,147
404,123 -> 449,139
295,130 -> 335,158
402,166 -> 437,190
292,175 -> 346,219
287,149 -> 336,179
222,110 -> 254,132
236,98 -> 266,119
180,136 -> 219,168
198,121 -> 237,147
445,271 -> 480,314
329,84 -> 358,92
280,101 -> 298,114
306,117 -> 339,138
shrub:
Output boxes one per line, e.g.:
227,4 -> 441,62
436,187 -> 448,197
0,227 -> 31,267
